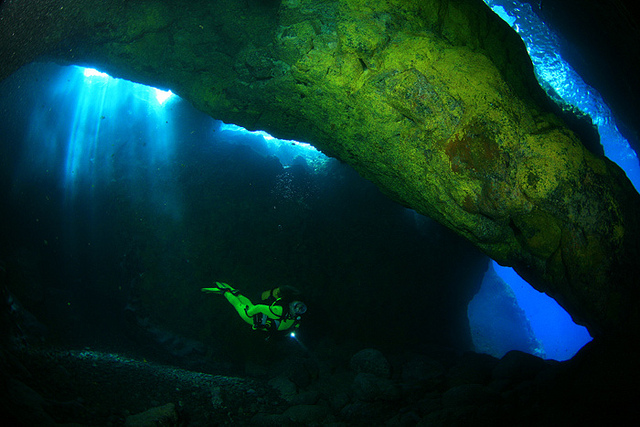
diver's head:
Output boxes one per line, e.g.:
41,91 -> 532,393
289,301 -> 307,316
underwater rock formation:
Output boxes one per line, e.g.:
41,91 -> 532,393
3,342 -> 636,425
2,0 -> 639,337
468,267 -> 543,358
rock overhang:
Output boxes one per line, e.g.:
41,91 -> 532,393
1,0 -> 639,338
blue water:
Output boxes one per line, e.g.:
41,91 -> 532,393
491,262 -> 592,360
478,0 -> 640,360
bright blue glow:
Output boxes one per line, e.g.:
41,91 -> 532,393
483,0 -> 640,190
23,65 -> 181,218
83,68 -> 109,78
217,122 -> 329,169
17,63 -> 329,225
492,5 -> 516,26
154,88 -> 174,105
492,262 -> 592,360
81,68 -> 174,106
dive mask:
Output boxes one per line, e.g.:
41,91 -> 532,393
290,301 -> 307,316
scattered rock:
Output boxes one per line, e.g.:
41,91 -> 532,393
282,356 -> 318,389
401,355 -> 446,385
340,400 -> 393,425
283,404 -> 331,424
250,412 -> 290,427
386,409 -> 423,426
288,390 -> 320,406
350,348 -> 391,378
124,402 -> 177,427
328,391 -> 351,412
414,392 -> 442,416
352,372 -> 400,402
442,384 -> 502,408
268,376 -> 297,402
210,385 -> 224,409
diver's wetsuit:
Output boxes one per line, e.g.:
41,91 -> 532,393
223,292 -> 298,331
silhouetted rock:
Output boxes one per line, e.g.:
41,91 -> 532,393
447,351 -> 499,388
492,350 -> 548,386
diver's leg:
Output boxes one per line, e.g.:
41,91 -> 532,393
223,292 -> 254,325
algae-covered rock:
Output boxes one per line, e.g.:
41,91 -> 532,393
1,0 -> 639,338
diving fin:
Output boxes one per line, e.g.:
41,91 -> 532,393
201,287 -> 223,294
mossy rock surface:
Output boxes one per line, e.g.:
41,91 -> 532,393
2,0 -> 640,337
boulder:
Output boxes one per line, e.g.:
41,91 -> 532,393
283,404 -> 331,424
124,403 -> 177,427
268,376 -> 297,402
250,412 -> 290,427
441,384 -> 502,408
352,372 -> 400,402
350,348 -> 391,379
446,351 -> 499,387
492,350 -> 548,385
401,355 -> 446,384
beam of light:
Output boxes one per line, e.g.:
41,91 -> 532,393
483,0 -> 640,190
216,122 -> 330,170
22,65 -> 181,220
154,88 -> 174,105
288,329 -> 309,352
82,68 -> 110,78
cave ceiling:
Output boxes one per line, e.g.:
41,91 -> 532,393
1,0 -> 639,337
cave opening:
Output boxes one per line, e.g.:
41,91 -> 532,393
1,62 -> 589,363
2,1 -> 639,424
469,261 -> 592,361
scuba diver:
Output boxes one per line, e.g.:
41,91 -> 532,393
201,282 -> 307,337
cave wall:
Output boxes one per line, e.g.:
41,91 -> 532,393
2,0 -> 639,337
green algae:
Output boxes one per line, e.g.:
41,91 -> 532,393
4,0 -> 639,337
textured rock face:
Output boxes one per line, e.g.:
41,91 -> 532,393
2,0 -> 639,336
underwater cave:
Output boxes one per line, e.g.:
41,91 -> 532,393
2,0 -> 639,425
